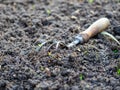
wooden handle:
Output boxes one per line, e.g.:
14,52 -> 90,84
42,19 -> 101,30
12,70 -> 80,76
80,18 -> 110,42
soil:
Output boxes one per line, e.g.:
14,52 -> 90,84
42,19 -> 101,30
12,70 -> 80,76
0,0 -> 120,90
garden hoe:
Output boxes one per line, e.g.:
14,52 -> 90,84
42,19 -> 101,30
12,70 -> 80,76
67,18 -> 110,48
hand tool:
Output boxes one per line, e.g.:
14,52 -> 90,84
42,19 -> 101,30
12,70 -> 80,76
67,18 -> 110,48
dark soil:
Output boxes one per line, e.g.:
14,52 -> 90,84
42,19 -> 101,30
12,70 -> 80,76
0,0 -> 120,90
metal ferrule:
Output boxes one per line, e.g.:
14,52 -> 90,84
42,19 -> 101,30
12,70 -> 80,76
67,34 -> 84,48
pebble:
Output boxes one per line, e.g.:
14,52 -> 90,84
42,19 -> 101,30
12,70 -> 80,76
28,79 -> 40,86
35,81 -> 50,90
71,86 -> 79,90
115,35 -> 120,40
109,77 -> 119,86
63,84 -> 70,90
113,26 -> 120,35
115,86 -> 120,90
70,16 -> 77,20
35,81 -> 59,90
0,80 -> 6,88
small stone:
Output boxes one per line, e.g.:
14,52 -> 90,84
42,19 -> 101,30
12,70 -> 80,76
0,80 -> 6,87
104,86 -> 113,90
10,37 -> 16,41
61,69 -> 71,76
106,11 -> 113,18
72,9 -> 80,16
50,81 -> 60,90
109,77 -> 118,86
113,26 -> 120,35
81,81 -> 92,89
63,84 -> 70,90
32,19 -> 39,24
35,81 -> 53,90
93,87 -> 102,90
28,79 -> 40,86
71,16 -> 77,20
71,86 -> 79,90
115,35 -> 120,40
12,85 -> 19,90
115,86 -> 120,90
45,67 -> 51,76
51,67 -> 60,77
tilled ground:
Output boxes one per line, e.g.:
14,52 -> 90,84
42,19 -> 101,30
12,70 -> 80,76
0,0 -> 120,90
